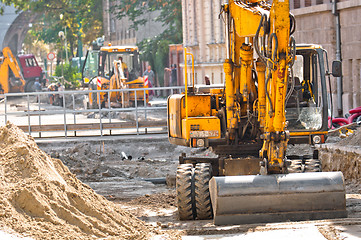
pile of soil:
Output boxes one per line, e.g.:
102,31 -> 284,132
338,127 -> 361,147
0,122 -> 159,239
127,193 -> 176,209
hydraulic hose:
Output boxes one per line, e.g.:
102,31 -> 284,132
254,14 -> 267,65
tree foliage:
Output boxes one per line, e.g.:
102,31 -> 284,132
1,0 -> 103,57
111,0 -> 182,86
54,63 -> 81,89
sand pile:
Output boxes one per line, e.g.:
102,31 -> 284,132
0,122 -> 156,239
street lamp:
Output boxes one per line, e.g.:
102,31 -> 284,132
59,14 -> 69,63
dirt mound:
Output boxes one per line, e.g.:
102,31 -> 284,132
0,122 -> 157,239
338,127 -> 361,147
128,193 -> 176,209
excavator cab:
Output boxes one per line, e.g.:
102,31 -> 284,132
286,45 -> 330,144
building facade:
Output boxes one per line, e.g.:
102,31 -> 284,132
182,0 -> 361,115
102,0 -> 166,45
182,0 -> 226,85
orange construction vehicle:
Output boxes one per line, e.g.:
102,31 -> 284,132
82,45 -> 148,108
0,47 -> 25,94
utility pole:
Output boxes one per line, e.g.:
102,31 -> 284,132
333,0 -> 343,117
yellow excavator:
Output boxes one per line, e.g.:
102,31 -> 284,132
168,0 -> 346,225
82,45 -> 148,108
0,47 -> 25,94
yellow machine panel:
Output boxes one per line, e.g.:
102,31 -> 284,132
168,94 -> 183,138
181,117 -> 221,140
182,95 -> 211,117
168,94 -> 213,139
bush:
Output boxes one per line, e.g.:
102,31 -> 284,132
54,63 -> 81,89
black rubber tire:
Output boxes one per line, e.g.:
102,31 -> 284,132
176,164 -> 195,220
24,80 -> 36,92
304,159 -> 322,172
194,163 -> 213,220
287,159 -> 303,173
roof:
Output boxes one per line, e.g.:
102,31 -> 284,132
100,45 -> 138,53
18,54 -> 36,59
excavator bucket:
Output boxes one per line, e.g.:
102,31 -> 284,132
209,171 -> 347,225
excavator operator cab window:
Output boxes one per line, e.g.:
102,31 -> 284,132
25,57 -> 37,67
82,50 -> 99,82
286,49 -> 325,131
98,51 -> 107,78
100,51 -> 139,81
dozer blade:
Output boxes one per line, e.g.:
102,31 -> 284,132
209,172 -> 347,225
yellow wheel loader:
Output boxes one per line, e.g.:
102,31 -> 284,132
0,47 -> 25,94
82,45 -> 148,108
168,0 -> 346,225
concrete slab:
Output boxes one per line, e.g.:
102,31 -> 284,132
182,226 -> 327,240
335,225 -> 361,239
34,133 -> 168,143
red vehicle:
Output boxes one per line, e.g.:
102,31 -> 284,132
17,54 -> 46,92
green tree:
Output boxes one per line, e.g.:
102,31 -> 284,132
111,0 -> 182,86
54,63 -> 81,89
1,0 -> 103,57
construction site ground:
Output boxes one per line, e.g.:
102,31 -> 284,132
1,96 -> 361,239
36,131 -> 361,240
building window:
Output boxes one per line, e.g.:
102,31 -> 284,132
294,0 -> 300,9
110,18 -> 115,33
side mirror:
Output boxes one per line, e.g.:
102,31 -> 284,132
332,60 -> 342,77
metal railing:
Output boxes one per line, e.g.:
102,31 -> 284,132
0,86 -> 184,138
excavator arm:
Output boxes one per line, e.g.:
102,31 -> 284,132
223,0 -> 295,174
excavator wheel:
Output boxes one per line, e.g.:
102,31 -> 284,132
286,159 -> 303,173
304,159 -> 322,172
176,164 -> 195,220
194,163 -> 213,220
24,80 -> 36,92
